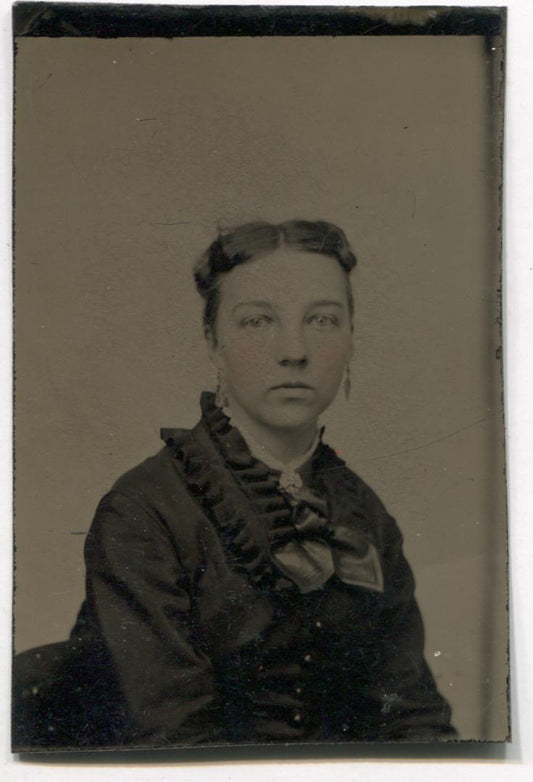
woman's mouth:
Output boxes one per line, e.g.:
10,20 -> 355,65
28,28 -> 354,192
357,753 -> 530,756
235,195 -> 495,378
271,383 -> 314,391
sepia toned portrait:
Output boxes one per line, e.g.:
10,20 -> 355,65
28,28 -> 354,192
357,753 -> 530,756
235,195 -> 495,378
11,4 -> 508,752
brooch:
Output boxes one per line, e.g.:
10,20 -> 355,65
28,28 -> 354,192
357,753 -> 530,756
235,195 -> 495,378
278,470 -> 303,496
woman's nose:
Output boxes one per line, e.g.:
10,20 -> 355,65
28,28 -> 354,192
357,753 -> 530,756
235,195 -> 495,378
275,326 -> 309,366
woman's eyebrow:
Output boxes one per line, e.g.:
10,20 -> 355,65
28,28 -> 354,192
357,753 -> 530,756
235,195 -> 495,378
232,301 -> 274,313
308,300 -> 344,308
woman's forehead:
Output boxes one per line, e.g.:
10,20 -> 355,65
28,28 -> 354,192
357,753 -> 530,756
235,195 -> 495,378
219,250 -> 349,305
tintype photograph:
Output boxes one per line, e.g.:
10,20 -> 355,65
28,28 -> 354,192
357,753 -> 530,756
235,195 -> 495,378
11,4 -> 508,752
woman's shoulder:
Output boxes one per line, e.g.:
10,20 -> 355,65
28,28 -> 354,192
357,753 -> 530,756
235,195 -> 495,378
86,426 -> 219,567
93,427 -> 205,529
315,442 -> 382,504
110,430 -> 187,494
316,442 -> 402,548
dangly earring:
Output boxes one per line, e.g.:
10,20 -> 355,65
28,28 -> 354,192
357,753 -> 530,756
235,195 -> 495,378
215,369 -> 228,408
344,364 -> 351,400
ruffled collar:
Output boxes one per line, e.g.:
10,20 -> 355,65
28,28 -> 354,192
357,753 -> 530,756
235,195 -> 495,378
163,392 -> 383,595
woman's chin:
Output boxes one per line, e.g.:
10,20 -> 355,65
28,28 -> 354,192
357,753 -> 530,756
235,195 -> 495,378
258,400 -> 321,431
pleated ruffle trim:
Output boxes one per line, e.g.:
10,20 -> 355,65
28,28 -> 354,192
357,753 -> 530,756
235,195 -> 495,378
162,392 -> 382,594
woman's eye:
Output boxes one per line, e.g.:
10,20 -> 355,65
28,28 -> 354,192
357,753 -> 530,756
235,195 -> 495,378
308,314 -> 338,329
241,315 -> 272,329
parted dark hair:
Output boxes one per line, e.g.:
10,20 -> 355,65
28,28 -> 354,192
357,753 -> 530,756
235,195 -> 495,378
193,220 -> 357,335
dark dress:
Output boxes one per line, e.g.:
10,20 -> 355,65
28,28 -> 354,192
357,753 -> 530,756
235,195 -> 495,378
12,393 -> 455,750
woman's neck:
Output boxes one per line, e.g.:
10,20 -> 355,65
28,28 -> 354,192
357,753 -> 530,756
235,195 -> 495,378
223,403 -> 318,465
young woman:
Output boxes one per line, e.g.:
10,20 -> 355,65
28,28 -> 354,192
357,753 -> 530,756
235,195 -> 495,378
13,220 -> 455,748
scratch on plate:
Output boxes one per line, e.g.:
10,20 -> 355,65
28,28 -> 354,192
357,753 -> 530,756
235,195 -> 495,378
366,412 -> 501,462
150,221 -> 191,226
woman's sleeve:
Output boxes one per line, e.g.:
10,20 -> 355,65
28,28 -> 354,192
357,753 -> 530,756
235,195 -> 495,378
358,501 -> 457,741
83,489 -> 221,746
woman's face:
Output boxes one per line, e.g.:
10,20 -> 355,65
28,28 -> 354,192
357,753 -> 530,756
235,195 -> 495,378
208,249 -> 354,432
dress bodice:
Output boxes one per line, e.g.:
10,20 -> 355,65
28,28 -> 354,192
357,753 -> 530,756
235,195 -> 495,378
64,392 -> 455,746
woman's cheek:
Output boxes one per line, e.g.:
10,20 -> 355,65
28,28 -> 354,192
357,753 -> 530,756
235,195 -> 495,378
313,341 -> 350,373
224,339 -> 271,381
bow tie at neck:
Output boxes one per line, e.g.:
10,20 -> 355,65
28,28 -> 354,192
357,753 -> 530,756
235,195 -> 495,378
267,486 -> 384,595
222,407 -> 323,498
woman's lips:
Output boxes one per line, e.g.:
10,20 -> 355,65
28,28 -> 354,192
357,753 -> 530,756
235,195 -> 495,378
270,383 -> 314,396
270,383 -> 314,391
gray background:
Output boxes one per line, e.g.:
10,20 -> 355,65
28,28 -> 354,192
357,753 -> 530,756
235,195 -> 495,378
14,35 -> 506,741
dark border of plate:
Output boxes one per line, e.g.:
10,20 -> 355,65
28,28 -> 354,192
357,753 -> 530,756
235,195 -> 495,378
13,3 -> 505,39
